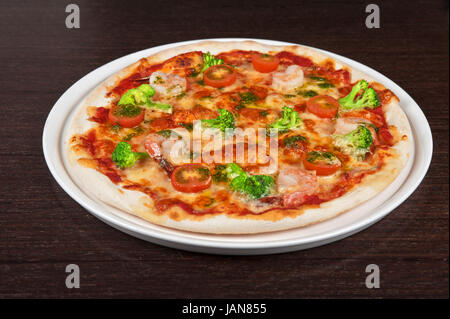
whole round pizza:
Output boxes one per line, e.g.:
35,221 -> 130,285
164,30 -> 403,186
66,40 -> 412,234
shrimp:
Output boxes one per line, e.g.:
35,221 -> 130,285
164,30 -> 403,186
334,118 -> 360,135
143,133 -> 174,174
143,133 -> 166,158
149,71 -> 187,97
272,65 -> 304,92
143,130 -> 191,173
277,167 -> 319,207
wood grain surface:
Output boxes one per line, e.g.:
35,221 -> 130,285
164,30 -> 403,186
0,0 -> 448,298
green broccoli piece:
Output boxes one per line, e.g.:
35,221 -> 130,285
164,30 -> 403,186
201,109 -> 235,132
118,84 -> 155,106
333,125 -> 373,159
111,142 -> 149,169
267,106 -> 303,135
201,52 -> 224,72
213,163 -> 274,199
338,80 -> 380,110
230,174 -> 274,199
118,84 -> 172,113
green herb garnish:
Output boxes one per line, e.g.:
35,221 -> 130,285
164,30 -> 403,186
297,90 -> 318,98
201,52 -> 224,72
122,126 -> 144,141
111,124 -> 121,133
180,123 -> 193,131
283,135 -> 307,148
318,83 -> 335,89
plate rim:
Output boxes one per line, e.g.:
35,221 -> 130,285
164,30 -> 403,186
43,38 -> 433,253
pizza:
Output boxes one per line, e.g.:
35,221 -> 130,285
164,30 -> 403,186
66,40 -> 412,234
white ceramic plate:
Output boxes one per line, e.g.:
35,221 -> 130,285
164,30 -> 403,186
43,38 -> 432,255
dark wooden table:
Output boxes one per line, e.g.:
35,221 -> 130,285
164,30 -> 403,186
0,0 -> 448,298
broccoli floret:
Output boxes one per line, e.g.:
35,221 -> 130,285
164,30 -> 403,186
230,174 -> 274,199
201,52 -> 224,72
118,84 -> 155,106
213,163 -> 274,199
118,84 -> 172,113
111,142 -> 149,169
224,163 -> 246,179
338,80 -> 380,110
267,106 -> 302,135
201,109 -> 235,132
333,125 -> 373,159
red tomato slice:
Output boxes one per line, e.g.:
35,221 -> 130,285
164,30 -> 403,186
306,95 -> 339,118
203,65 -> 237,88
171,164 -> 212,193
108,105 -> 144,128
302,151 -> 341,176
251,53 -> 280,73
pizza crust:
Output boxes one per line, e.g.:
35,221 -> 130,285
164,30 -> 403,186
64,40 -> 413,234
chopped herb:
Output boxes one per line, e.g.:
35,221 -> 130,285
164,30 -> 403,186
201,52 -> 224,72
111,124 -> 121,132
122,126 -> 144,141
204,198 -> 215,207
157,129 -> 180,138
239,92 -> 258,104
236,91 -> 259,110
318,83 -> 335,89
176,92 -> 186,100
122,134 -> 134,141
179,123 -> 193,131
154,75 -> 164,84
212,165 -> 229,182
259,110 -> 269,117
306,151 -> 338,164
196,79 -> 205,86
284,94 -> 296,98
235,104 -> 245,110
283,135 -> 307,148
310,76 -> 328,82
297,90 -> 318,98
309,75 -> 334,88
115,104 -> 142,117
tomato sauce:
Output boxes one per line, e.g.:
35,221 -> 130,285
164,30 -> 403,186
90,107 -> 109,123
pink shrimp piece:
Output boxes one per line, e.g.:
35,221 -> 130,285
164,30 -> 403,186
278,168 -> 319,207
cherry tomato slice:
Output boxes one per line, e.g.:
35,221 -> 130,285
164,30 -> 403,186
108,105 -> 144,128
302,151 -> 341,176
171,164 -> 212,193
306,95 -> 339,118
203,65 -> 237,88
251,53 -> 280,73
